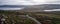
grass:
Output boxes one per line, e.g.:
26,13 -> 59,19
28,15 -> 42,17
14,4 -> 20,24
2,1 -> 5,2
0,11 -> 60,24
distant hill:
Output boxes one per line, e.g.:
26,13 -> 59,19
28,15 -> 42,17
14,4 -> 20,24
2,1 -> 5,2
41,4 -> 60,10
21,4 -> 60,12
0,5 -> 26,8
0,4 -> 60,12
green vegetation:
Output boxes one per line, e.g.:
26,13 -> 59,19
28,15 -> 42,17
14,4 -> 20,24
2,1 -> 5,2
0,11 -> 60,24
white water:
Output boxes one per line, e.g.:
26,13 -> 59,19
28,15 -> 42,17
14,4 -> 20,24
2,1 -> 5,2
43,9 -> 60,12
0,7 -> 24,10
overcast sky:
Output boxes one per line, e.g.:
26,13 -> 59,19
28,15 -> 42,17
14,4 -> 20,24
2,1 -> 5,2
0,0 -> 60,5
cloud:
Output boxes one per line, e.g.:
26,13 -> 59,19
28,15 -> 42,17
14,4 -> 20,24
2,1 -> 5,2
0,0 -> 60,5
45,0 -> 60,4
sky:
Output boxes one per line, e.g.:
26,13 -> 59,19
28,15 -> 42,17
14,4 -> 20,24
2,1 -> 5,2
0,0 -> 60,5
0,0 -> 60,10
